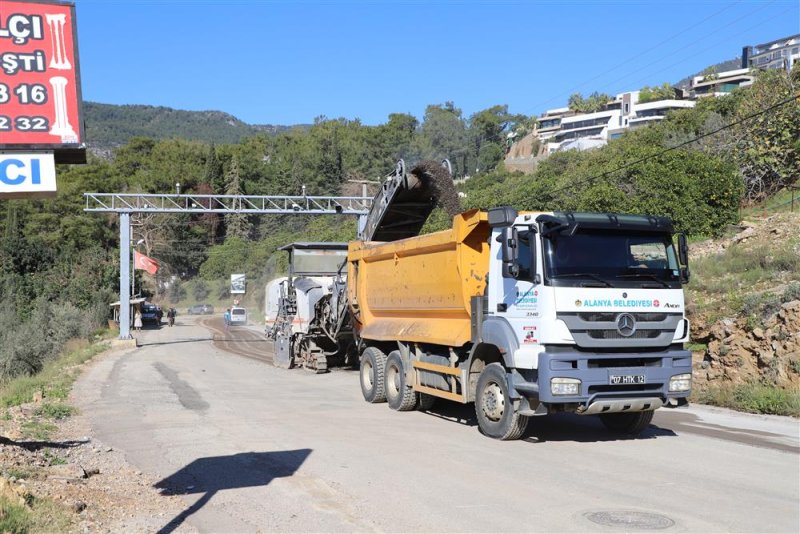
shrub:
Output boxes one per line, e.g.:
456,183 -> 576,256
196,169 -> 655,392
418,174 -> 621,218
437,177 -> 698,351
168,281 -> 187,302
192,279 -> 210,301
0,300 -> 92,380
784,282 -> 800,302
35,402 -> 76,420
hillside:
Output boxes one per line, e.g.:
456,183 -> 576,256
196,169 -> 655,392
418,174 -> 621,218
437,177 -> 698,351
674,57 -> 743,89
688,211 -> 800,415
83,102 -> 303,153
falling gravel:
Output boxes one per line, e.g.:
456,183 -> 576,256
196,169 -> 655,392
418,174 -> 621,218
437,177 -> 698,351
410,160 -> 461,218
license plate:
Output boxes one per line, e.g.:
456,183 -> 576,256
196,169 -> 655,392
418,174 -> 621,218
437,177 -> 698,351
609,374 -> 646,385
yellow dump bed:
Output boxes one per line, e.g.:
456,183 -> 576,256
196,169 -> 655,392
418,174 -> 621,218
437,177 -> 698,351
347,209 -> 490,347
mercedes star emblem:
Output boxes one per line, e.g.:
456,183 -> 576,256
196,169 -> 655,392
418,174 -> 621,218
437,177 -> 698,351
616,313 -> 636,337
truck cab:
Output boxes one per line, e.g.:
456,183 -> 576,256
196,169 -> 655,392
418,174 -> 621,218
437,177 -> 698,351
483,208 -> 691,432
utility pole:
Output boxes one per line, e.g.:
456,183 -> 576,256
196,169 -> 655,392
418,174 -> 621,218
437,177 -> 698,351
347,179 -> 380,198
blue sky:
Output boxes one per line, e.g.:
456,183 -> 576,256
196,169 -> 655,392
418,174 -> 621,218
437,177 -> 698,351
74,0 -> 799,125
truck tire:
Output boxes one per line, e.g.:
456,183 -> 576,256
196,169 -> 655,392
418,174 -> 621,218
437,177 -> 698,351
385,351 -> 418,411
360,347 -> 387,403
475,363 -> 528,440
599,410 -> 654,435
417,393 -> 436,411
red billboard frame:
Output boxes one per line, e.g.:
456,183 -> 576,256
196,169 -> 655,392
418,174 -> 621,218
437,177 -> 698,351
0,0 -> 85,163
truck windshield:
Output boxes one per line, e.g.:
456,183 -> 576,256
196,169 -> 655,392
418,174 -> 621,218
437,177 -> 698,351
543,230 -> 680,287
293,249 -> 348,275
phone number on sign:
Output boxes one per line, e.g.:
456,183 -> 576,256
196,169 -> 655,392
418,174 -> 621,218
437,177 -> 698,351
0,115 -> 50,132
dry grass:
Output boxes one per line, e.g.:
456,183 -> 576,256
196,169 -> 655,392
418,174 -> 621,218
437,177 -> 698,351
692,382 -> 800,417
0,340 -> 109,409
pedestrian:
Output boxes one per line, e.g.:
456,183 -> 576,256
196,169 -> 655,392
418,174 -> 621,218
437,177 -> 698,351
134,309 -> 143,331
223,308 -> 231,331
167,307 -> 176,327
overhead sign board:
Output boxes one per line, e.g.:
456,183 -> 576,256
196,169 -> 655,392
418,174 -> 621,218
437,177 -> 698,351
0,151 -> 56,198
231,274 -> 246,294
0,1 -> 85,163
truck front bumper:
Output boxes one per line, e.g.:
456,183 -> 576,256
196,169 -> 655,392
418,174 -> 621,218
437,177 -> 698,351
512,348 -> 692,410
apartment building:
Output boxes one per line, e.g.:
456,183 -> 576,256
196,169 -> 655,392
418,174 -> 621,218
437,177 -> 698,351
537,91 -> 695,153
689,68 -> 755,98
742,34 -> 800,71
535,107 -> 572,141
509,33 -> 791,162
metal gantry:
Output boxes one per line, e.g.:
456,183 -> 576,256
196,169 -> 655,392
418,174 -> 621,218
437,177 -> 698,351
84,193 -> 373,341
84,192 -> 372,215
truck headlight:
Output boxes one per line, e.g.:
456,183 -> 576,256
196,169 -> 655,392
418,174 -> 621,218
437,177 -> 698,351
551,377 -> 581,396
669,373 -> 692,392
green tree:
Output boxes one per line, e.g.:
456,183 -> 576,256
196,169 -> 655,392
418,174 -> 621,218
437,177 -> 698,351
638,83 -> 677,103
204,143 -> 225,193
223,156 -> 252,239
568,92 -> 612,113
415,102 -> 470,176
729,68 -> 799,201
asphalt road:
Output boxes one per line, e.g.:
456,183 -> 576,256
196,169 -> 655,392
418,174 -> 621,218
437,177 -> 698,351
75,316 -> 800,533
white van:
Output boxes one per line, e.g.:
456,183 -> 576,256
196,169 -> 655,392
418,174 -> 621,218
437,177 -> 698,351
229,306 -> 247,326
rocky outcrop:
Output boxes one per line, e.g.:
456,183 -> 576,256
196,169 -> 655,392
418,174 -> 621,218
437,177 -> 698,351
692,300 -> 800,389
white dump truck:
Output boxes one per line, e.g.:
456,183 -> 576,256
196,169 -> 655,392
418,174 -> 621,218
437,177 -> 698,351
349,207 -> 692,439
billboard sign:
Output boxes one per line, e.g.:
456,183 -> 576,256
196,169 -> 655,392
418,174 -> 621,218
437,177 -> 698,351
0,150 -> 56,198
231,274 -> 246,294
0,1 -> 85,163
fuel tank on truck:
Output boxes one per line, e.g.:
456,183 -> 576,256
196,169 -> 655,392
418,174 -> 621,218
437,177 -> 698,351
347,209 -> 490,347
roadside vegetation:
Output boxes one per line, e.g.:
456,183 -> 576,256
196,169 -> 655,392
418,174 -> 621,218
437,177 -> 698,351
1,338 -> 110,533
0,339 -> 109,412
0,492 -> 72,534
695,382 -> 800,417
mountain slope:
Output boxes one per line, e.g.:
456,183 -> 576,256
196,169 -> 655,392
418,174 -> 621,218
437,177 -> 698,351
83,102 -> 302,151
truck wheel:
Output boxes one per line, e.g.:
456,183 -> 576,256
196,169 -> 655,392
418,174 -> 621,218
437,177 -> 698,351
599,410 -> 654,435
475,363 -> 528,440
417,393 -> 436,411
385,351 -> 418,411
360,347 -> 387,403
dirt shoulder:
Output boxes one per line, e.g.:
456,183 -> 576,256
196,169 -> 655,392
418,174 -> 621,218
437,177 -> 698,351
1,343 -> 195,533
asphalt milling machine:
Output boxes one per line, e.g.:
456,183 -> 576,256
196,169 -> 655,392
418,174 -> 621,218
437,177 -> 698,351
264,159 -> 461,373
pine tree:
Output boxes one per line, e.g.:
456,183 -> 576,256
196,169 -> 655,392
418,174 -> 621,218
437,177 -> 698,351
224,156 -> 252,240
204,143 -> 224,193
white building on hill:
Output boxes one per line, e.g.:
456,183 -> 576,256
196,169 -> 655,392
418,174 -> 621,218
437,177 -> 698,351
538,91 -> 695,154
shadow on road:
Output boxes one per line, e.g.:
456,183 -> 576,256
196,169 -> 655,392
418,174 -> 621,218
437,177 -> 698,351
0,436 -> 89,451
153,449 -> 312,533
423,402 -> 677,443
137,337 -> 214,347
656,410 -> 798,454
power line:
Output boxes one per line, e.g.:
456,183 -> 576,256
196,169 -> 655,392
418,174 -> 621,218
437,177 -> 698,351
543,92 -> 800,201
525,0 -> 752,114
600,4 -> 795,97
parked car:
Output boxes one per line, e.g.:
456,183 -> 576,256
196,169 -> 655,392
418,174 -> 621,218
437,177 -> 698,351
188,303 -> 215,315
141,303 -> 161,325
229,306 -> 247,326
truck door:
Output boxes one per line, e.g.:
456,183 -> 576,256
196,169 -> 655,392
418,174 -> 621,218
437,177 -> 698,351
488,225 -> 543,370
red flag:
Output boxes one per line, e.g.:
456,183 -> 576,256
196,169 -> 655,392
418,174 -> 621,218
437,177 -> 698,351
134,250 -> 159,275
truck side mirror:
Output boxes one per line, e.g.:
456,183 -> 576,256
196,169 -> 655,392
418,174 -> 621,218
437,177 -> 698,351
498,227 -> 519,278
678,233 -> 690,283
678,233 -> 689,266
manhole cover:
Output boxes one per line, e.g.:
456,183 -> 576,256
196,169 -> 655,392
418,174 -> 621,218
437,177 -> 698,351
584,510 -> 675,530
